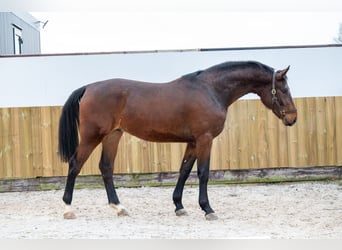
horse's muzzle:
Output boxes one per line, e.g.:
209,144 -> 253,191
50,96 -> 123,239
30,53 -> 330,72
283,114 -> 297,126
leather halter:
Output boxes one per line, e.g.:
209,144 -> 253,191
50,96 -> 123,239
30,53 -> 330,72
271,71 -> 297,117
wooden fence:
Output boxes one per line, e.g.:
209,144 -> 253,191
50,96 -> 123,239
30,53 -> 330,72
0,96 -> 341,179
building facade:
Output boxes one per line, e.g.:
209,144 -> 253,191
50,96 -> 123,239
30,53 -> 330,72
0,12 -> 41,55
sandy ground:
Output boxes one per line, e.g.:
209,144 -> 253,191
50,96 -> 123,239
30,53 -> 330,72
0,181 -> 341,239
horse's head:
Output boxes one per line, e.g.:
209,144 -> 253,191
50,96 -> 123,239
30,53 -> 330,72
259,66 -> 297,126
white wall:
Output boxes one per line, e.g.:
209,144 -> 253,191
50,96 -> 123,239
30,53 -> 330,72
1,45 -> 341,107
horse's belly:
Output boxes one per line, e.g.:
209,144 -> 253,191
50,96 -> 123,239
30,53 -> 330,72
123,125 -> 194,143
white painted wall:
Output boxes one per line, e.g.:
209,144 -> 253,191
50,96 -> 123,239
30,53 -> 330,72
1,45 -> 341,107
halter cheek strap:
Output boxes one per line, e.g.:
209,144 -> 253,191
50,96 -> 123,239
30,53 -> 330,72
271,71 -> 278,104
271,71 -> 297,117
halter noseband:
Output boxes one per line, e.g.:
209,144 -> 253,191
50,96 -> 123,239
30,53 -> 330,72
271,71 -> 297,117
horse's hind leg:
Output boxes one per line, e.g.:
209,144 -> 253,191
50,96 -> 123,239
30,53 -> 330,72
172,142 -> 197,216
99,129 -> 128,217
63,133 -> 102,219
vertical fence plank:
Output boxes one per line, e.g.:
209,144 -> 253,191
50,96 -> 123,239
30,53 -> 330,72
255,100 -> 270,169
118,133 -> 131,174
19,108 -> 33,177
335,97 -> 342,166
170,143 -> 185,172
82,144 -> 100,176
2,108 -> 14,178
212,131 -> 228,170
237,101 -> 249,169
113,134 -> 123,174
227,102 -> 239,169
40,107 -> 54,177
246,100 -> 259,169
131,136 -> 140,173
306,97 -> 318,166
325,97 -> 337,166
315,98 -> 327,166
50,106 -> 63,176
0,108 -> 13,178
0,109 -> 3,178
141,140 -> 150,173
219,117 -> 230,170
155,142 -> 165,174
265,104 -> 279,168
295,98 -> 309,167
11,108 -> 22,177
31,108 -> 43,177
151,141 -> 160,173
211,137 -> 220,170
113,133 -> 126,174
287,103 -> 298,168
277,122 -> 289,167
158,143 -> 172,173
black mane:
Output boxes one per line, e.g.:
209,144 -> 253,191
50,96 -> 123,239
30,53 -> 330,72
205,61 -> 274,74
181,70 -> 204,80
182,61 -> 274,81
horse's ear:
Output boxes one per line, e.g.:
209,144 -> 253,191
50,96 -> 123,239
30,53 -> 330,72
276,65 -> 290,80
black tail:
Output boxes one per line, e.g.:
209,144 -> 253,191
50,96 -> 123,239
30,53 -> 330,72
58,86 -> 87,162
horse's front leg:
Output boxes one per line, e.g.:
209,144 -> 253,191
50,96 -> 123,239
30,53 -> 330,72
196,134 -> 218,221
173,142 -> 197,216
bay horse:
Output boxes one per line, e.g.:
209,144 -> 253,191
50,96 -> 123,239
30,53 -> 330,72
58,61 -> 297,220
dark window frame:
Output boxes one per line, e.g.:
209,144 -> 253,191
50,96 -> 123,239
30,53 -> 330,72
12,24 -> 23,54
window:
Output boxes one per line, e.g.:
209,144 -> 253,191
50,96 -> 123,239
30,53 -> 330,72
13,25 -> 23,54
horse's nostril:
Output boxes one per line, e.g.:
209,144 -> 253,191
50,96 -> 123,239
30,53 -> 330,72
286,117 -> 297,126
284,115 -> 297,126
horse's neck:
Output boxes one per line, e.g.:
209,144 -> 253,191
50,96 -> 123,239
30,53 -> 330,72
208,71 -> 263,109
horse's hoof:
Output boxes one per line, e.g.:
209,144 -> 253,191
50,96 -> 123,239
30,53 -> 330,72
117,208 -> 129,217
205,213 -> 218,221
63,205 -> 76,219
175,208 -> 188,216
63,211 -> 76,219
110,203 -> 129,217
